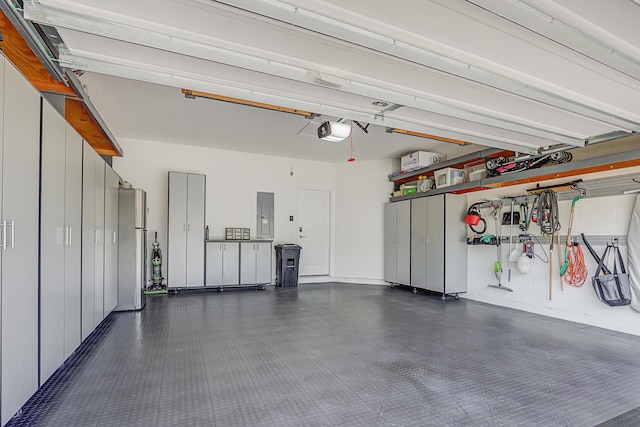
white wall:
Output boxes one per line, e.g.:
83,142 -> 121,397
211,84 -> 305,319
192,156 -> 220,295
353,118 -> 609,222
465,166 -> 640,336
113,138 -> 640,334
112,138 -> 393,284
334,159 -> 395,283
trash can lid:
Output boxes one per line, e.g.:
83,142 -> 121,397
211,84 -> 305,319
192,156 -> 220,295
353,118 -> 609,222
275,244 -> 302,249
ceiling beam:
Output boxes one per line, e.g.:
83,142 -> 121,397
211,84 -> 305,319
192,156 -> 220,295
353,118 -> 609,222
182,89 -> 316,118
387,128 -> 473,146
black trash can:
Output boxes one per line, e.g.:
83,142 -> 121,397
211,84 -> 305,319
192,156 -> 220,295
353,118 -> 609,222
275,244 -> 302,287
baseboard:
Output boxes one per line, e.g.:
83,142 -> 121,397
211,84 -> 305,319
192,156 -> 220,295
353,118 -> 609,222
298,276 -> 387,286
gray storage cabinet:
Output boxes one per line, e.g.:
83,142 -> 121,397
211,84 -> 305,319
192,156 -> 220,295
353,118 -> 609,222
384,200 -> 411,285
205,241 -> 240,287
93,149 -> 106,327
81,142 -> 114,339
103,166 -> 120,314
411,194 -> 467,296
81,141 -> 96,341
0,56 -> 42,426
40,101 -> 83,385
240,241 -> 272,286
168,172 -> 206,288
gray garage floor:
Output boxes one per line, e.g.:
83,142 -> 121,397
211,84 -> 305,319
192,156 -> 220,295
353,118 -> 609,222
8,283 -> 640,426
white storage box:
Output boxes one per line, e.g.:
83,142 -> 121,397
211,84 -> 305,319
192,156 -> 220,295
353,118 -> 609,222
464,159 -> 487,182
401,151 -> 445,172
434,168 -> 465,188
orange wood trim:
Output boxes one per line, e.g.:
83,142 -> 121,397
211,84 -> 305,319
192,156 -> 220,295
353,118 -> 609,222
391,128 -> 473,145
0,10 -> 77,96
486,159 -> 640,189
182,89 -> 315,118
65,98 -> 120,156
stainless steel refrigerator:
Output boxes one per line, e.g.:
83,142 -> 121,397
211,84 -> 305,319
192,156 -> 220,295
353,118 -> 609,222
115,188 -> 147,311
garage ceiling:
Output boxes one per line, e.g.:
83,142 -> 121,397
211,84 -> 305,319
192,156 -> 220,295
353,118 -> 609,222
19,0 -> 640,162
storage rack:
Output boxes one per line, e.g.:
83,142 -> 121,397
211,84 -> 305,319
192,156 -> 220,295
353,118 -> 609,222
389,142 -> 640,202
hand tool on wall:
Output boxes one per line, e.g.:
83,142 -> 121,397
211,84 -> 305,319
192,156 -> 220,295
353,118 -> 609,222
560,191 -> 584,277
536,189 -> 561,300
488,204 -> 513,292
557,231 -> 563,291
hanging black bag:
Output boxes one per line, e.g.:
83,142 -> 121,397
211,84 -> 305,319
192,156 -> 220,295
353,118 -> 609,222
592,243 -> 632,307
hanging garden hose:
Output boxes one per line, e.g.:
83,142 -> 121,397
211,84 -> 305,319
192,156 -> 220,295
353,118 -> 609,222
563,242 -> 588,287
536,189 -> 561,235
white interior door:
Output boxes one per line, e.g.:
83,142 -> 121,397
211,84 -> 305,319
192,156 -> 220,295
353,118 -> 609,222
297,189 -> 330,276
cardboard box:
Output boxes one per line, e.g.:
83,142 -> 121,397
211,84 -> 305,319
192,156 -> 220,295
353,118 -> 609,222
401,151 -> 445,172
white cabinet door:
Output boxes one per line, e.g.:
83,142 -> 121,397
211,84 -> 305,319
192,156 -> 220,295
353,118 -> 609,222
64,124 -> 83,358
426,195 -> 445,293
1,58 -> 41,426
168,172 -> 187,287
94,156 -> 105,327
103,166 -> 120,314
240,243 -> 257,285
40,101 -> 67,384
81,142 -> 96,340
206,242 -> 239,286
384,203 -> 397,283
0,59 -> 4,412
384,201 -> 410,286
222,242 -> 239,286
206,242 -> 223,286
410,198 -> 428,290
186,173 -> 205,288
395,201 -> 411,286
255,242 -> 272,285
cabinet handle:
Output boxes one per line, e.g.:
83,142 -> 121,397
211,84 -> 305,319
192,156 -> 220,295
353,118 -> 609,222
62,226 -> 68,246
113,231 -> 117,243
8,221 -> 15,249
187,223 -> 190,232
183,223 -> 186,231
1,221 -> 6,250
68,227 -> 72,246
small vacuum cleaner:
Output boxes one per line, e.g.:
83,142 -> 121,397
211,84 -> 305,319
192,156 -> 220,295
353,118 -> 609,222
145,232 -> 167,294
